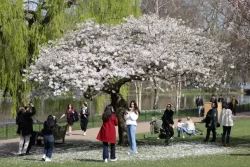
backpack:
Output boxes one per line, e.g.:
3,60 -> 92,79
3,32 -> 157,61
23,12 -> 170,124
72,111 -> 79,122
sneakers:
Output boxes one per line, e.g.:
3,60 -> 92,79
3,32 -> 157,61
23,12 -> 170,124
42,154 -> 46,161
110,158 -> 117,162
182,136 -> 185,139
45,157 -> 51,162
104,158 -> 108,163
225,143 -> 230,147
83,132 -> 86,136
221,142 -> 225,147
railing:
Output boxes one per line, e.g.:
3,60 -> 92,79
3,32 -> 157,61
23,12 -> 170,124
1,103 -> 250,140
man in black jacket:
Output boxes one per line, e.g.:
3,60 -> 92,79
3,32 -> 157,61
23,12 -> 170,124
16,103 -> 36,155
161,104 -> 174,145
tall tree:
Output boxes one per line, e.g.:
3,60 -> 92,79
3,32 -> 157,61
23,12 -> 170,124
26,15 -> 229,144
0,0 -> 141,116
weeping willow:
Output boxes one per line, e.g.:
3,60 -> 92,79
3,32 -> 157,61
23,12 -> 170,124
0,0 -> 140,117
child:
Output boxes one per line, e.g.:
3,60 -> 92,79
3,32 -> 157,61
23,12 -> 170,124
42,115 -> 56,162
96,105 -> 118,162
177,119 -> 184,138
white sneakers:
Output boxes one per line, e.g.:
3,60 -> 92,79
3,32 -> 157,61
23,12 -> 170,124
42,154 -> 46,161
83,132 -> 86,136
103,158 -> 117,162
42,154 -> 51,162
182,136 -> 185,138
45,158 -> 51,162
110,158 -> 117,162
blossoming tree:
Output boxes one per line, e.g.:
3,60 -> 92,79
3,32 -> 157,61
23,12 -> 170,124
26,15 -> 228,144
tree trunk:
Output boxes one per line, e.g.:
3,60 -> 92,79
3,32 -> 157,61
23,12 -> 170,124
111,93 -> 128,145
153,78 -> 159,109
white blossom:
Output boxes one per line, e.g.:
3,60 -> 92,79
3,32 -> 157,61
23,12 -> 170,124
26,15 -> 228,97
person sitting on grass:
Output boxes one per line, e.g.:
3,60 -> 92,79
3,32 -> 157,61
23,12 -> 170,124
180,117 -> 195,137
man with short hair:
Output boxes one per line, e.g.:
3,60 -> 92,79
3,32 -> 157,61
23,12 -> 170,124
161,104 -> 174,145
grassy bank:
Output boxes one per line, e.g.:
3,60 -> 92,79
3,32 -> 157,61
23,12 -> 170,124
1,119 -> 250,167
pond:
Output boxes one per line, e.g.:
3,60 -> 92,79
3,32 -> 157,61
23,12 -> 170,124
1,93 -> 249,123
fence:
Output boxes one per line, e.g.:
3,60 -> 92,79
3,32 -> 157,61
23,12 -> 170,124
1,103 -> 250,140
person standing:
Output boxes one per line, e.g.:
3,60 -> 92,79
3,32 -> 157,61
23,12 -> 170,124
16,103 -> 36,155
97,105 -> 118,162
80,102 -> 89,136
218,103 -> 234,147
42,115 -> 56,162
161,103 -> 174,145
203,102 -> 218,142
60,104 -> 75,135
210,94 -> 217,103
124,100 -> 140,154
196,95 -> 204,117
231,96 -> 238,116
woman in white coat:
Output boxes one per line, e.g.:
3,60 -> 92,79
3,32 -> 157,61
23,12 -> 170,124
218,102 -> 234,147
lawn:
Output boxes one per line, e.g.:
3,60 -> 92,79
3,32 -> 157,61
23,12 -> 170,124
0,118 -> 250,167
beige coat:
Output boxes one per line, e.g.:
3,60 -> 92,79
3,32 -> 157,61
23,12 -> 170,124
218,108 -> 234,126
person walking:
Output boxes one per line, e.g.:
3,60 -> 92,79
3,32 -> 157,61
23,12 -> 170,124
42,115 -> 56,162
80,102 -> 89,136
231,96 -> 238,116
124,100 -> 140,154
16,103 -> 36,156
196,95 -> 204,117
218,103 -> 234,147
203,102 -> 218,142
60,104 -> 75,135
97,105 -> 118,162
161,103 -> 174,145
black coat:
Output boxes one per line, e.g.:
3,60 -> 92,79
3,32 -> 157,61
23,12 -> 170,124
80,107 -> 89,120
16,107 -> 36,136
161,109 -> 174,128
204,107 -> 218,129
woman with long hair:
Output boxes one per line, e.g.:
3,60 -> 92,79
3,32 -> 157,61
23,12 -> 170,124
124,100 -> 140,154
97,105 -> 118,162
60,104 -> 74,135
42,115 -> 56,162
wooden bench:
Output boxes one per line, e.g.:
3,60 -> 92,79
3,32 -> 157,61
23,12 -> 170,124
37,124 -> 68,144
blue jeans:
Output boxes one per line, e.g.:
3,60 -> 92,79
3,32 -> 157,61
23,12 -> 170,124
127,125 -> 137,153
103,142 -> 116,160
198,106 -> 203,115
181,127 -> 195,135
177,127 -> 183,137
44,135 -> 54,158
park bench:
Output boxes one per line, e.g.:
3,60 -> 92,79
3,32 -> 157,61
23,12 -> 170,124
37,124 -> 68,144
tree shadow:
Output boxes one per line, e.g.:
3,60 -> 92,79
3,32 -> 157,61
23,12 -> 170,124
229,154 -> 250,156
75,158 -> 104,162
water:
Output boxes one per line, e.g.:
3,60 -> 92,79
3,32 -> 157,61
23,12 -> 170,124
1,94 -> 250,123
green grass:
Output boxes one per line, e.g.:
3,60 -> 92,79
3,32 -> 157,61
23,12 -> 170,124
1,119 -> 250,167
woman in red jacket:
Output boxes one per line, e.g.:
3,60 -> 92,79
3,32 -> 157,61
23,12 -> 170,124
97,105 -> 118,163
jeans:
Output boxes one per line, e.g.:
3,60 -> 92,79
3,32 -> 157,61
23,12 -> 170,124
44,135 -> 54,158
181,127 -> 195,135
198,106 -> 203,115
127,125 -> 137,153
177,127 -> 183,137
103,142 -> 116,160
222,126 -> 232,144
